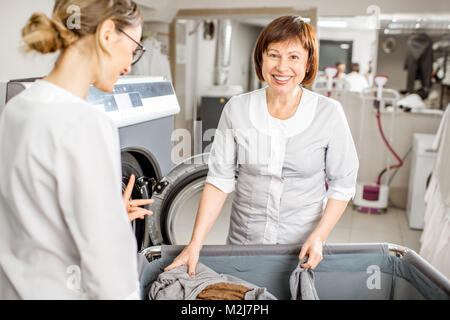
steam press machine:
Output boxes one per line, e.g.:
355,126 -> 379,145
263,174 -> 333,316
353,76 -> 403,213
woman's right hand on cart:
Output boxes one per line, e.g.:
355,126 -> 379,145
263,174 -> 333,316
164,242 -> 202,277
164,184 -> 228,277
164,184 -> 228,276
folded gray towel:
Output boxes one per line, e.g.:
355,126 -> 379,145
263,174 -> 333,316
289,257 -> 320,300
149,262 -> 278,300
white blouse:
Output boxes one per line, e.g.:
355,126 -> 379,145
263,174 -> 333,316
206,87 -> 359,245
0,80 -> 139,299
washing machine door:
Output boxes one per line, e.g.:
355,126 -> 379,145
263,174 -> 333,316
147,153 -> 234,246
121,151 -> 157,251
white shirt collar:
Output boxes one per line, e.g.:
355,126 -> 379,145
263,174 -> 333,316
249,86 -> 318,137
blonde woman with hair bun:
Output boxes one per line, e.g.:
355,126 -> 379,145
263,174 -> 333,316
0,0 -> 153,299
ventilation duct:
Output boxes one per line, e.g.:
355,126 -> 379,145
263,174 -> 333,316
214,19 -> 233,86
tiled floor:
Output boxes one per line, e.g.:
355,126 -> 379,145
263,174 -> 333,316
327,206 -> 422,253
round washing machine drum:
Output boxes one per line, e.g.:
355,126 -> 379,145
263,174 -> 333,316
121,152 -> 155,251
148,154 -> 234,246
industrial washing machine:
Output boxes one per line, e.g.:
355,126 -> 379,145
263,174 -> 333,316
4,76 -> 232,250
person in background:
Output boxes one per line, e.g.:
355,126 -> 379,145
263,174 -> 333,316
365,60 -> 373,87
345,62 -> 369,93
0,0 -> 153,299
335,61 -> 347,79
165,16 -> 359,277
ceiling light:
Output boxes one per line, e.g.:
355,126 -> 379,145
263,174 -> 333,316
317,20 -> 348,28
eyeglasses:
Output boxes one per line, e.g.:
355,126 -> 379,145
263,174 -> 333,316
117,27 -> 146,65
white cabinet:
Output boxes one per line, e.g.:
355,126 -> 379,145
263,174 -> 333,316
406,133 -> 437,229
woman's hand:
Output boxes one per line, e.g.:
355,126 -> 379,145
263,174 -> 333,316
298,234 -> 324,270
164,242 -> 202,277
123,174 -> 154,222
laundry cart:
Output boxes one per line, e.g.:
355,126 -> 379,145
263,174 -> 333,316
139,243 -> 450,300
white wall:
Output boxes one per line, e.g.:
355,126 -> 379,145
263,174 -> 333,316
0,0 -> 57,83
142,21 -> 171,56
193,20 -> 216,99
137,0 -> 450,23
193,20 -> 261,101
317,27 -> 377,77
228,22 -> 262,92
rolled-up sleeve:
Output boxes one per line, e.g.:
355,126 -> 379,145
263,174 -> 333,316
325,102 -> 359,201
205,98 -> 237,194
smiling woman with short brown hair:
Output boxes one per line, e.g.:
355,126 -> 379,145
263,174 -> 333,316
253,15 -> 318,86
165,16 -> 359,276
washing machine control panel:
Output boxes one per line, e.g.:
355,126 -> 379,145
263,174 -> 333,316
5,76 -> 180,128
85,76 -> 180,128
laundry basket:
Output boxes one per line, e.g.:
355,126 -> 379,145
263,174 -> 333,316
139,243 -> 450,300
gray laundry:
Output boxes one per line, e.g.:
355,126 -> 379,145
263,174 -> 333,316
289,257 -> 320,300
149,262 -> 277,300
137,253 -> 150,281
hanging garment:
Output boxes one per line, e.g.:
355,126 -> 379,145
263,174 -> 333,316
404,33 -> 433,92
397,93 -> 426,110
289,257 -> 320,300
0,80 -> 140,299
148,262 -> 277,300
419,175 -> 450,279
420,106 -> 450,279
131,38 -> 172,81
206,87 -> 359,245
434,56 -> 450,86
432,105 -> 450,207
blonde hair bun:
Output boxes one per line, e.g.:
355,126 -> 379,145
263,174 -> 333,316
21,1 -> 142,55
22,13 -> 78,54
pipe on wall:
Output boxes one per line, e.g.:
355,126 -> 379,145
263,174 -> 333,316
214,19 -> 233,86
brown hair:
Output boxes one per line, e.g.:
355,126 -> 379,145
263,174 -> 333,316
351,63 -> 360,73
22,0 -> 143,54
253,16 -> 318,86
